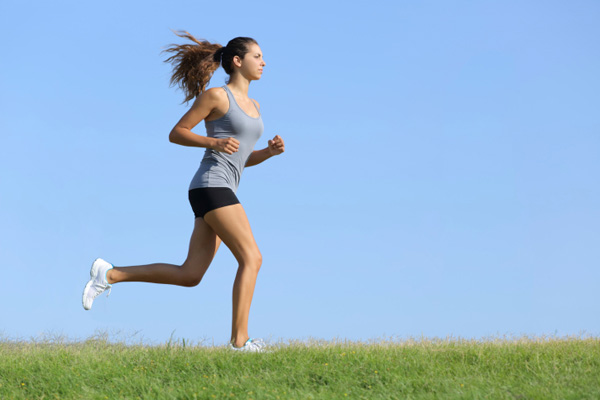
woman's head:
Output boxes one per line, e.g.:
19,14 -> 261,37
163,31 -> 263,103
218,37 -> 259,75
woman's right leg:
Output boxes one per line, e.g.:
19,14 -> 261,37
106,217 -> 221,287
202,204 -> 263,348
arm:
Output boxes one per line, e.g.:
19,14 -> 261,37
169,88 -> 240,154
246,135 -> 285,167
246,147 -> 274,167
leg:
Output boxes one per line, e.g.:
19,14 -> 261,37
203,204 -> 262,348
106,218 -> 221,287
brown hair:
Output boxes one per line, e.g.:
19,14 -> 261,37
163,30 -> 258,103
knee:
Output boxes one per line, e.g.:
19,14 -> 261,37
181,275 -> 203,287
256,251 -> 263,267
179,264 -> 205,287
183,276 -> 202,287
237,250 -> 262,273
242,251 -> 262,273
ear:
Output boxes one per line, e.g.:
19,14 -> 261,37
233,55 -> 243,68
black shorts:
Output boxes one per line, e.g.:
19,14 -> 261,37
188,187 -> 240,219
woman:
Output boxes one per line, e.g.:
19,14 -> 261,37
82,32 -> 285,352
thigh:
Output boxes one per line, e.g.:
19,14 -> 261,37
203,204 -> 260,264
182,217 -> 222,271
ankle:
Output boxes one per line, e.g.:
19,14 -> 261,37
106,269 -> 116,284
231,337 -> 250,348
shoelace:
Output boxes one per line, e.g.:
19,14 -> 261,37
91,283 -> 112,300
246,342 -> 265,352
250,338 -> 266,348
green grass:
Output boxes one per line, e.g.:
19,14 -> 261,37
1,334 -> 599,399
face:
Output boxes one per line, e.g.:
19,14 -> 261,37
234,43 -> 266,80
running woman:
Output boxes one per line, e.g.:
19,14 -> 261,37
82,32 -> 285,353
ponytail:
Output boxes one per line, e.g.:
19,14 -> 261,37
162,30 -> 222,104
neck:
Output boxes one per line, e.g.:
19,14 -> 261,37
227,74 -> 251,97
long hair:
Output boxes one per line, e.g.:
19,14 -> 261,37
163,30 -> 258,103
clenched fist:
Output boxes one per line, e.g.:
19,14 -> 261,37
212,137 -> 240,155
268,135 -> 285,156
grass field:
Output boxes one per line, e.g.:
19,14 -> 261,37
1,334 -> 599,399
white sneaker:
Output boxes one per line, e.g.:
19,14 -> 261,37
82,258 -> 113,310
229,338 -> 267,352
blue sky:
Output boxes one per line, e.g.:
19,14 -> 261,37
1,0 -> 598,346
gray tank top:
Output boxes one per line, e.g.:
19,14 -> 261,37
189,85 -> 264,192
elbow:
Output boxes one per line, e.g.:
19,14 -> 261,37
168,128 -> 179,144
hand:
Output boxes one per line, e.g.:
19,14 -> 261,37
212,137 -> 240,155
268,135 -> 285,156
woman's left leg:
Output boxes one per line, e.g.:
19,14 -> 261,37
82,218 -> 220,311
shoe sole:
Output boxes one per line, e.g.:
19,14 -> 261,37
82,259 -> 102,310
229,347 -> 268,353
82,280 -> 94,310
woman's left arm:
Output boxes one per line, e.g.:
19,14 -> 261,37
246,135 -> 285,167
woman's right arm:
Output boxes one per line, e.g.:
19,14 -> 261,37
169,88 -> 239,155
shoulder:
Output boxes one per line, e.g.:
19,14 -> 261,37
201,87 -> 228,102
194,87 -> 228,109
251,98 -> 260,110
